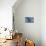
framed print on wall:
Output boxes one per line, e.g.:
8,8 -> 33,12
25,17 -> 34,23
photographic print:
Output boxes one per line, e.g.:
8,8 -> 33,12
25,17 -> 34,23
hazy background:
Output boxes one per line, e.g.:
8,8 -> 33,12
0,0 -> 46,46
0,0 -> 16,29
13,0 -> 41,46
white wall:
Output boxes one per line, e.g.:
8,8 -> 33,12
13,0 -> 41,46
41,0 -> 46,46
0,0 -> 16,30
